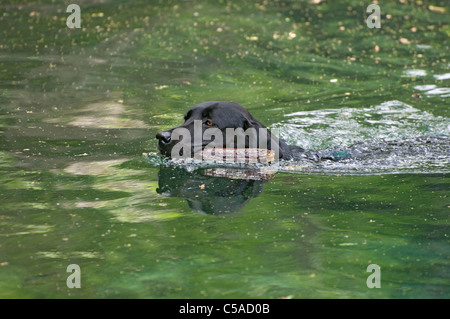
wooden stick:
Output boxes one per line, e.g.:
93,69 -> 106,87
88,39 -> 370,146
199,148 -> 275,164
203,167 -> 276,180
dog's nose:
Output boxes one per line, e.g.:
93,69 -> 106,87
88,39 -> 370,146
156,131 -> 172,144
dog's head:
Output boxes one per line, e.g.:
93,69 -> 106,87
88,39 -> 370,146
155,101 -> 289,159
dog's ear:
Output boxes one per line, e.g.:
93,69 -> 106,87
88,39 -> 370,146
243,118 -> 264,130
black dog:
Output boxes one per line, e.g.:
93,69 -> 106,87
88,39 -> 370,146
155,101 -> 305,160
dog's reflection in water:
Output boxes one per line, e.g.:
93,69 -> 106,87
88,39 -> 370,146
156,166 -> 275,215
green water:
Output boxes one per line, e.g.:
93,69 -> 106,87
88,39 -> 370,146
0,0 -> 449,298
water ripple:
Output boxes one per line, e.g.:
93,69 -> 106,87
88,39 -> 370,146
271,100 -> 449,174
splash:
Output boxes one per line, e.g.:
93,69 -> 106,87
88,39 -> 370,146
272,100 -> 449,174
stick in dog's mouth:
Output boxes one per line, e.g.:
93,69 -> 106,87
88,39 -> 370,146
197,148 -> 275,164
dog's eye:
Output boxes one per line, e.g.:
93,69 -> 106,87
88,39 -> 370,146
205,120 -> 214,126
